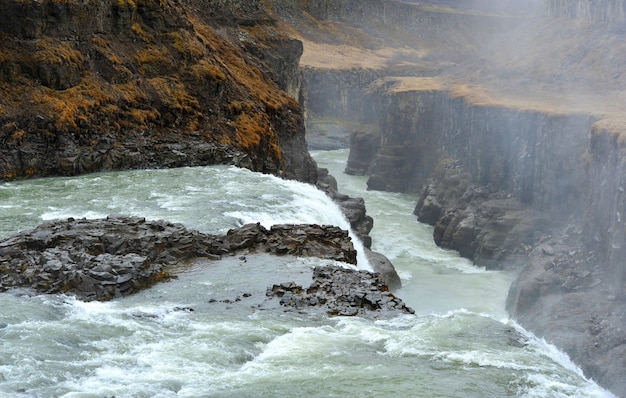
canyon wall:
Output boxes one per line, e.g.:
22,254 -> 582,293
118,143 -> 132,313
360,80 -> 595,268
370,84 -> 593,212
584,123 -> 626,293
338,76 -> 626,395
361,77 -> 626,292
0,0 -> 316,183
304,68 -> 383,123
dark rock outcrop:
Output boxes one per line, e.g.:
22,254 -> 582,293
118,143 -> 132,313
364,248 -> 402,291
413,159 -> 549,269
0,216 -> 358,301
316,167 -> 402,290
266,265 -> 413,317
345,130 -> 380,175
506,225 -> 626,397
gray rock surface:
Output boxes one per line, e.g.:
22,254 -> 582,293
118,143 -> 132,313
266,265 -> 414,317
0,216 -> 358,301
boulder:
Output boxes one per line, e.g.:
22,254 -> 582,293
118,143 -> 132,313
365,248 -> 402,291
266,265 -> 414,318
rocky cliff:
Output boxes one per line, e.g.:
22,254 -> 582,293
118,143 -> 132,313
0,0 -> 316,182
352,75 -> 626,396
359,78 -> 592,265
289,1 -> 626,395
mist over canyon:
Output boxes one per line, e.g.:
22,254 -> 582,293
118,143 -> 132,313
1,0 -> 626,396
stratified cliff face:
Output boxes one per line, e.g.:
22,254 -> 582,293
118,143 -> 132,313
584,123 -> 626,293
370,81 -> 593,210
305,69 -> 383,123
505,119 -> 626,395
0,0 -> 316,183
352,76 -> 626,395
360,79 -> 593,267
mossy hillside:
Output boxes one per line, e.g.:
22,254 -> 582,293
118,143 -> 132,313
0,0 -> 306,180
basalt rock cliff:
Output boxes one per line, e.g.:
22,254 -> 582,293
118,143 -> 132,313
0,0 -> 316,182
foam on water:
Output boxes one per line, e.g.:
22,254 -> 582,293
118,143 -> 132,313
0,165 -> 371,269
0,158 -> 618,397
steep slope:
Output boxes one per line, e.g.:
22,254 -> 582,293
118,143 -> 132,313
0,0 -> 316,182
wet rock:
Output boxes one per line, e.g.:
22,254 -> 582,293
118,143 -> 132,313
0,216 -> 358,301
345,130 -> 380,175
266,265 -> 414,318
506,226 -> 626,397
364,248 -> 401,291
414,160 -> 548,270
317,168 -> 374,249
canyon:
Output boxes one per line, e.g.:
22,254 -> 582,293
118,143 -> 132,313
1,0 -> 626,396
290,0 -> 626,396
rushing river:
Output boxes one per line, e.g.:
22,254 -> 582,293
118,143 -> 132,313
0,149 -> 615,397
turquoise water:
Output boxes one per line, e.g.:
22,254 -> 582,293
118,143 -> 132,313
0,151 -> 615,397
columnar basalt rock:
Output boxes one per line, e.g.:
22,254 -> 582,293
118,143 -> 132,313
583,123 -> 626,296
354,80 -> 592,268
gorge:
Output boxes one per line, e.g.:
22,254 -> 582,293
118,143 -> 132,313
1,0 -> 626,396
291,0 -> 626,396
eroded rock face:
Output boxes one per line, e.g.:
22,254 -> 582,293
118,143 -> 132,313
316,167 -> 402,290
413,159 -> 548,269
506,225 -> 626,397
345,130 -> 380,176
0,216 -> 357,301
317,167 -> 374,249
0,0 -> 316,184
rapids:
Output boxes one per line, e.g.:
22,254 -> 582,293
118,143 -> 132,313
0,150 -> 615,397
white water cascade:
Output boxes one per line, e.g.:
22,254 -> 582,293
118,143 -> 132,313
0,151 -> 615,397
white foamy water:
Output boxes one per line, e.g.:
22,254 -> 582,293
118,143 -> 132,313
0,152 -> 616,397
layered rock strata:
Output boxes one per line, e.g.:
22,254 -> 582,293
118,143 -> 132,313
356,79 -> 592,269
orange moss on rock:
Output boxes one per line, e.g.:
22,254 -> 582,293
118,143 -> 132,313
0,0 -> 308,180
190,16 -> 299,113
189,59 -> 226,82
34,38 -> 85,67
